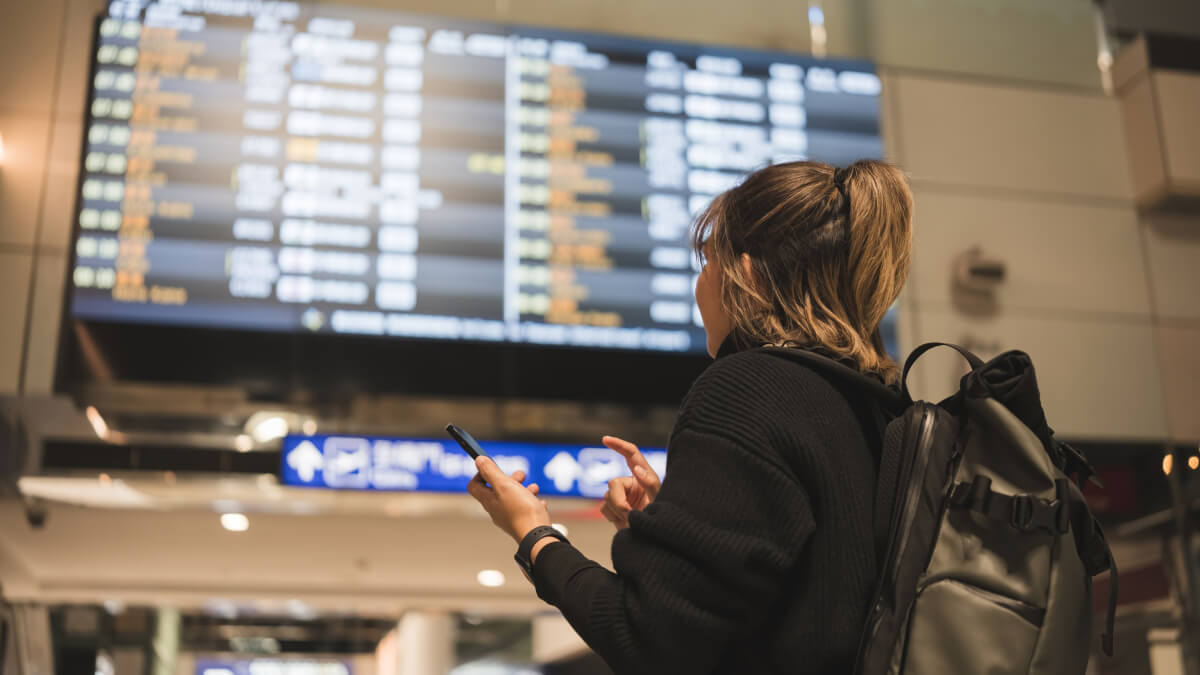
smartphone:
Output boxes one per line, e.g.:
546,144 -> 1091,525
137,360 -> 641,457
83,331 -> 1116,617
446,423 -> 489,460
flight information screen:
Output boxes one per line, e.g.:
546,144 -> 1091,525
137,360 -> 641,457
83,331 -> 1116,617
71,0 -> 885,354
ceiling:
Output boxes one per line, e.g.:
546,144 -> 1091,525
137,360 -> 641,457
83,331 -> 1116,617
0,475 -> 615,618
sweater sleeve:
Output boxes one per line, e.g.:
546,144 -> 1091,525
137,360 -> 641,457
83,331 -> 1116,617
530,426 -> 816,675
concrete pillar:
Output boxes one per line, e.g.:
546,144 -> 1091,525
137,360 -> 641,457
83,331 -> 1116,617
392,611 -> 456,675
2,603 -> 54,675
150,608 -> 179,675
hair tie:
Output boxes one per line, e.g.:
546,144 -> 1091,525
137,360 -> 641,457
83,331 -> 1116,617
832,167 -> 851,212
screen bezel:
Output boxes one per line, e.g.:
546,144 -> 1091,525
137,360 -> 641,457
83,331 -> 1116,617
54,8 -> 883,405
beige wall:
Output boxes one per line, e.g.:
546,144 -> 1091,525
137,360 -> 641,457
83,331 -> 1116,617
0,0 -> 1196,441
882,72 -> 1196,442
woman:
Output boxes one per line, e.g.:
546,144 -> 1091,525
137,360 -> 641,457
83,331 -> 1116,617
468,159 -> 914,674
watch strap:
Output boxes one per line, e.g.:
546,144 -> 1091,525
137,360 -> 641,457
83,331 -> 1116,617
515,525 -> 568,573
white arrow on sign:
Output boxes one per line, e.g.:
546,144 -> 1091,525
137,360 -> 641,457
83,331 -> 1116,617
287,440 -> 324,482
543,451 -> 581,493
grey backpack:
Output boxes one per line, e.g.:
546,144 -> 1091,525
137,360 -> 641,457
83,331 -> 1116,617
768,342 -> 1117,674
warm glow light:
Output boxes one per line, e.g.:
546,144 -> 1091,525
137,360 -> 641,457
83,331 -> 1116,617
85,406 -> 109,439
1189,456 -> 1199,471
234,434 -> 254,452
1162,454 -> 1174,476
249,414 -> 289,443
301,418 -> 317,436
476,569 -> 506,587
808,3 -> 827,59
286,599 -> 316,620
220,513 -> 250,532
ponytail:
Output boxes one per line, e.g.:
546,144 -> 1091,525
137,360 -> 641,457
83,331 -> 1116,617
691,159 -> 914,383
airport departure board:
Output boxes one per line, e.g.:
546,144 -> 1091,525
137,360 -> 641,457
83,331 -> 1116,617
71,0 -> 885,353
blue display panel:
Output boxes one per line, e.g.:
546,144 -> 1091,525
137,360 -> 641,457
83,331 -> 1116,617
281,434 -> 666,498
71,1 -> 886,354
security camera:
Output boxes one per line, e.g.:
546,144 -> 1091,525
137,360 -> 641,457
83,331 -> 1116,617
951,247 -> 1006,317
23,497 -> 47,530
953,246 -> 1006,295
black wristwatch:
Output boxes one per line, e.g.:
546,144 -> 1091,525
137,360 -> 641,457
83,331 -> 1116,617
514,525 -> 568,575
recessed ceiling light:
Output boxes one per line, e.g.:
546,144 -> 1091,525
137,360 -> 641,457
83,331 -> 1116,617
220,513 -> 250,532
246,412 -> 290,443
476,569 -> 505,587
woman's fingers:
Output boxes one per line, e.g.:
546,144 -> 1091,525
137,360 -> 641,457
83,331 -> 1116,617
472,464 -> 538,500
607,476 -> 632,511
603,435 -> 642,463
602,477 -> 639,530
601,505 -> 617,527
475,456 -> 510,488
600,502 -> 629,529
466,472 -> 493,505
603,436 -> 660,494
632,464 -> 661,499
599,501 -> 614,521
626,481 -> 645,510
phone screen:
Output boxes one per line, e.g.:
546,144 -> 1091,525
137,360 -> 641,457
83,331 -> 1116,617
445,424 -> 489,460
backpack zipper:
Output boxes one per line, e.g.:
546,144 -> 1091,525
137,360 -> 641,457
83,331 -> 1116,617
857,403 -> 936,667
888,404 -> 936,600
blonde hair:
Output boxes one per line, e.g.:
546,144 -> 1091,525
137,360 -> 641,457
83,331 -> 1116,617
691,160 -> 913,383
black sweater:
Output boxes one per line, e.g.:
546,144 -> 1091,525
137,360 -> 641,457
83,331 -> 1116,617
530,342 -> 886,675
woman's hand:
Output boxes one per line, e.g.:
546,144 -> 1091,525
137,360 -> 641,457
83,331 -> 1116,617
467,456 -> 552,543
600,435 -> 661,530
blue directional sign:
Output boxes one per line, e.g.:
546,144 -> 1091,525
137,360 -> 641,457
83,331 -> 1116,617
281,434 -> 667,499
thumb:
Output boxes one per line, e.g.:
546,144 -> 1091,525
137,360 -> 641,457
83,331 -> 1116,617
475,456 -> 507,484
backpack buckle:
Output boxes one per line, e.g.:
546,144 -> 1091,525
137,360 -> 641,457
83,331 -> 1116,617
1011,495 -> 1037,532
1054,499 -> 1071,534
1012,493 -> 1070,535
1054,479 -> 1072,534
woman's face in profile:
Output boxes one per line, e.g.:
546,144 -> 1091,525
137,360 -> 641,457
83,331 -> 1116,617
695,239 -> 731,358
